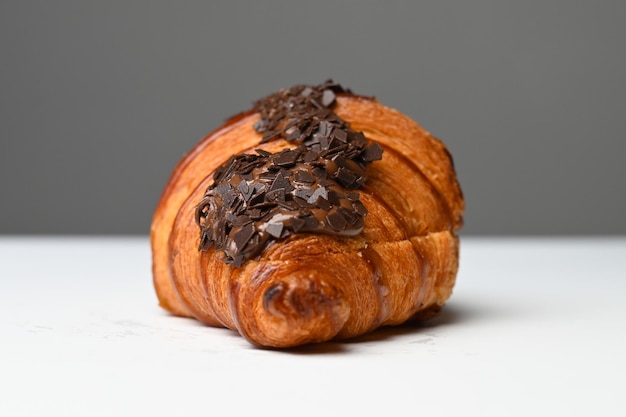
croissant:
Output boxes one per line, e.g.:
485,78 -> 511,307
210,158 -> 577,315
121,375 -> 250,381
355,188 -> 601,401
151,81 -> 464,347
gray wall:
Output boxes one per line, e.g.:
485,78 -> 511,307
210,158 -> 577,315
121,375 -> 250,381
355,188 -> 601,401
1,1 -> 624,235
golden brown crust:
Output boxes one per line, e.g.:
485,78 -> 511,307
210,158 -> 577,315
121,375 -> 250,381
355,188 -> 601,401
151,110 -> 258,317
151,95 -> 464,347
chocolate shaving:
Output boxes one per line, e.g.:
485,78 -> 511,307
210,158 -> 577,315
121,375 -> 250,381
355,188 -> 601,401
265,222 -> 284,238
326,210 -> 348,231
361,142 -> 384,162
196,80 -> 383,266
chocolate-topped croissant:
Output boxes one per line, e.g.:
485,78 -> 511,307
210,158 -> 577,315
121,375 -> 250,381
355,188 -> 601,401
151,81 -> 464,347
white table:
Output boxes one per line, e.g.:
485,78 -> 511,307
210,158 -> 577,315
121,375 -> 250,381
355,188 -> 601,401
1,236 -> 625,416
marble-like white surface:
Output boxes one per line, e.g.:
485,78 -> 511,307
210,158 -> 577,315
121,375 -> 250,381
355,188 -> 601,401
1,236 -> 625,416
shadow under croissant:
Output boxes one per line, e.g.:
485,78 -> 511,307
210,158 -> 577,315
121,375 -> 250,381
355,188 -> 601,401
157,299 -> 491,353
260,300 -> 488,354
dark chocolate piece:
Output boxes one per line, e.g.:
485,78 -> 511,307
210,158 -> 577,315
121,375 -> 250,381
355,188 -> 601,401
294,170 -> 315,184
361,142 -> 384,162
196,81 -> 383,266
233,223 -> 255,253
265,222 -> 284,238
321,89 -> 336,107
327,210 -> 348,231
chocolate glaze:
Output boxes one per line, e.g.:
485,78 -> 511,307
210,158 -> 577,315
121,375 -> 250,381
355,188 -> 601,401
196,81 -> 383,266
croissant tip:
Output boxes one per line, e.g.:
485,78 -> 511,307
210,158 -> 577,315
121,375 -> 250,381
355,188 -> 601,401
262,280 -> 347,320
243,273 -> 350,347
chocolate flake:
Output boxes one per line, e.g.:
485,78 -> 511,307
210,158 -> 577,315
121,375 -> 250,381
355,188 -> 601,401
195,81 -> 383,266
237,180 -> 253,201
290,217 -> 306,232
233,223 -> 255,252
352,200 -> 368,216
269,170 -> 293,193
273,148 -> 301,167
266,188 -> 286,203
307,187 -> 328,205
294,188 -> 313,201
294,170 -> 315,184
265,222 -> 284,238
222,190 -> 237,208
334,167 -> 358,187
303,150 -> 319,163
321,89 -> 336,107
302,215 -> 319,230
332,128 -> 347,143
326,190 -> 340,206
361,142 -> 384,162
327,210 -> 348,231
315,197 -> 332,211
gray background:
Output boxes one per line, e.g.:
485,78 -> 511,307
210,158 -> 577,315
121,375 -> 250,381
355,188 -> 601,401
1,1 -> 624,235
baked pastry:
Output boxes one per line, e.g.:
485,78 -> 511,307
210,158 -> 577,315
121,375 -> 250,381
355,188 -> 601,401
151,81 -> 464,347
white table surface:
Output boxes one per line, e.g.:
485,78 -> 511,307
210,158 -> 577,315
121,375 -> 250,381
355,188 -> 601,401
1,236 -> 625,416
